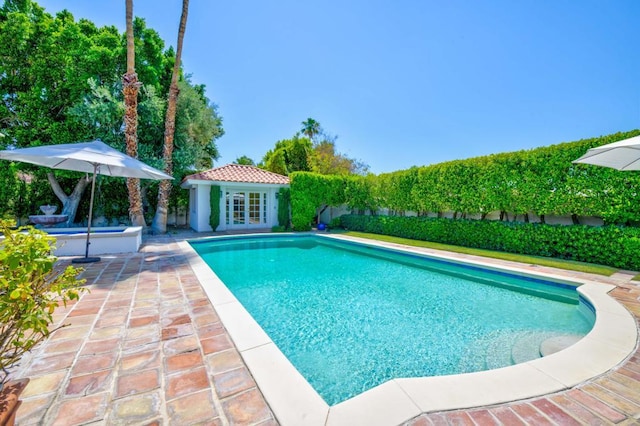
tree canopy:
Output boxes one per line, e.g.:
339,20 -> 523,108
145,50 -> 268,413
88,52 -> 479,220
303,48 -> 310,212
0,0 -> 223,224
260,118 -> 369,176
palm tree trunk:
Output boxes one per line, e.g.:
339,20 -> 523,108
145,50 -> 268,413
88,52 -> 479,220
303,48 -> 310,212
151,0 -> 189,234
123,0 -> 146,227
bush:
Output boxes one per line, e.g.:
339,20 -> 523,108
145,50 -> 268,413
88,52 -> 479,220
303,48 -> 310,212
340,214 -> 640,270
0,220 -> 86,386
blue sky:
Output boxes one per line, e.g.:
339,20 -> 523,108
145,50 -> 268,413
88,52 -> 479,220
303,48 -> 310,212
37,0 -> 640,174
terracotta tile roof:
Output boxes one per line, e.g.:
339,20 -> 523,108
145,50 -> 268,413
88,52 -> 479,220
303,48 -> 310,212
182,164 -> 289,185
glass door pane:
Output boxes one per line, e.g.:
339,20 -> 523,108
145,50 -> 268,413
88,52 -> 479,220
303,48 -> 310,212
249,192 -> 260,225
233,192 -> 245,225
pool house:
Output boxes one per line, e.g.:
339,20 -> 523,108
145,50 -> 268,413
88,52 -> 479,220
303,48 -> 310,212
181,164 -> 290,232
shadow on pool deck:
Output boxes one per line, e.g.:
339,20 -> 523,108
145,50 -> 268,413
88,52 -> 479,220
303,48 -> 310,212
8,228 -> 640,425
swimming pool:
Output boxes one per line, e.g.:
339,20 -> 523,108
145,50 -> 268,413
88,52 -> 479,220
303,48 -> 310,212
191,234 -> 594,405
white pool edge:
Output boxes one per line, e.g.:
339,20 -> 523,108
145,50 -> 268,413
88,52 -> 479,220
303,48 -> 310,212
179,234 -> 639,426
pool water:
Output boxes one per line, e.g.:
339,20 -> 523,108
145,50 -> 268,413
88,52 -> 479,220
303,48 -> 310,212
191,235 -> 594,405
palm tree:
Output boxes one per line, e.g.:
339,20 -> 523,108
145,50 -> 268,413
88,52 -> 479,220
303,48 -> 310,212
123,0 -> 145,227
151,0 -> 189,234
301,118 -> 321,143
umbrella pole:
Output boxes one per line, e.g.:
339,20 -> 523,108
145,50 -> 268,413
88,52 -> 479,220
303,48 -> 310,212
72,164 -> 100,264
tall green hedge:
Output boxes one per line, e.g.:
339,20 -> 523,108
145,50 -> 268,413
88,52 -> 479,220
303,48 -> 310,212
340,214 -> 640,270
277,187 -> 291,228
209,185 -> 220,231
289,130 -> 640,225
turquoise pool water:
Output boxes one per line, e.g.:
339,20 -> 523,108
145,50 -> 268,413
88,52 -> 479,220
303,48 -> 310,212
191,235 -> 594,405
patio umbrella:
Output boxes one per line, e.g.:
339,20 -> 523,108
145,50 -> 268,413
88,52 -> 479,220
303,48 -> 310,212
573,135 -> 640,170
0,140 -> 172,263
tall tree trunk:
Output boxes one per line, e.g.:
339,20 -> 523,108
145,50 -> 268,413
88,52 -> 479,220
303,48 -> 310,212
47,172 -> 91,227
123,0 -> 145,227
151,0 -> 189,234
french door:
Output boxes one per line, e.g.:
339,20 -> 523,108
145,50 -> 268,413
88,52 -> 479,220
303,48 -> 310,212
225,191 -> 267,228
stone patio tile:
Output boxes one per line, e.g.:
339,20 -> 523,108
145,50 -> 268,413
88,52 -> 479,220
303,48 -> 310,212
44,337 -> 84,354
129,315 -> 159,327
166,350 -> 204,373
442,411 -> 475,425
116,369 -> 159,398
15,394 -> 56,425
489,407 -> 527,425
161,323 -> 195,341
71,352 -> 118,375
165,367 -> 210,400
568,388 -> 629,422
198,322 -> 226,338
110,391 -> 161,424
212,367 -> 256,399
206,349 -> 244,375
598,374 -> 640,405
404,415 -> 433,426
166,389 -> 219,423
221,388 -> 274,425
202,334 -> 233,355
550,394 -> 609,425
50,393 -> 109,425
195,313 -> 220,327
467,409 -> 499,425
126,324 -> 159,340
21,371 -> 67,398
510,404 -> 553,425
80,337 -> 122,356
65,370 -> 112,396
28,352 -> 76,374
120,350 -> 161,372
531,399 -> 581,426
123,335 -> 160,350
48,325 -> 92,341
162,335 -> 199,355
90,325 -> 125,340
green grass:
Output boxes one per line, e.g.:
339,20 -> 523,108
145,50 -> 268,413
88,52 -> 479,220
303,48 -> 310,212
343,231 -> 618,276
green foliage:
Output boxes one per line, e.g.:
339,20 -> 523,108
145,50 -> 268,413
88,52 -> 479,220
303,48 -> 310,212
0,4 -> 224,224
368,130 -> 640,222
290,172 -> 346,230
261,119 -> 369,176
277,187 -> 291,229
271,225 -> 287,232
234,156 -> 255,166
340,214 -> 640,270
0,219 -> 86,385
209,186 -> 220,231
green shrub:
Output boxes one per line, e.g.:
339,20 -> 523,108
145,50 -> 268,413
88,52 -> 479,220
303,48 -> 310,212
340,214 -> 640,270
0,220 -> 86,386
271,225 -> 287,233
209,186 -> 220,231
329,217 -> 343,229
277,188 -> 291,229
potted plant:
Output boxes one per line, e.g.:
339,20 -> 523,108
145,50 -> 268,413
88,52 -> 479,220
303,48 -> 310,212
0,220 -> 86,425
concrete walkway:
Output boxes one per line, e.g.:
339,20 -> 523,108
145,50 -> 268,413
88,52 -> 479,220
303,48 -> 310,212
9,231 -> 640,425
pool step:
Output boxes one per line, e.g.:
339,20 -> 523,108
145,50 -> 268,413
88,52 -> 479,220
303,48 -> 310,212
460,330 -> 580,373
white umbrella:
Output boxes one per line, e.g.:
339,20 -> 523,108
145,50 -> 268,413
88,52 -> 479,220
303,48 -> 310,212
573,135 -> 640,170
0,140 -> 173,263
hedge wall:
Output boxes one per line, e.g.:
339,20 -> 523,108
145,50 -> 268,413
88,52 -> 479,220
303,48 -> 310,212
209,185 -> 220,231
340,214 -> 640,270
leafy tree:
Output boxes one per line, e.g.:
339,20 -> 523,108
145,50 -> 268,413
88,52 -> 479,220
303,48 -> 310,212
234,155 -> 255,166
261,135 -> 312,175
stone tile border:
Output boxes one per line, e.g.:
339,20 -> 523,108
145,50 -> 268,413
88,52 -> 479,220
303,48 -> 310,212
182,233 -> 639,426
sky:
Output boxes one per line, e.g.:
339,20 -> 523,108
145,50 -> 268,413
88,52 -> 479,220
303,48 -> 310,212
36,0 -> 640,174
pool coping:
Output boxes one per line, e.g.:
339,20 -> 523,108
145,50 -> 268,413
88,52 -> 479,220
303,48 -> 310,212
180,233 -> 638,426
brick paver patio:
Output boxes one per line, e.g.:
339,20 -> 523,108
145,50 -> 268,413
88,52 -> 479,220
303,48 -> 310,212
8,231 -> 640,425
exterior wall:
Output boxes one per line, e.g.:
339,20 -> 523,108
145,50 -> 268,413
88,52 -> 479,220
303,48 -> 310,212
191,185 -> 212,232
184,181 -> 288,232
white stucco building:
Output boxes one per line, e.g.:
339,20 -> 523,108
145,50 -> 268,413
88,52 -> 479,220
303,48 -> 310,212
180,164 -> 290,232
